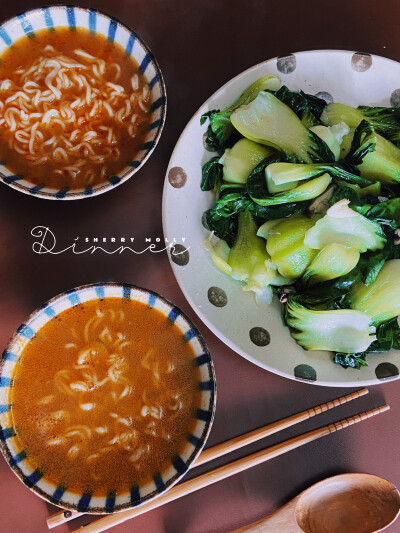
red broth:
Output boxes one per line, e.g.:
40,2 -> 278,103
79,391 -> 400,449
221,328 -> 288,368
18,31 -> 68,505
0,28 -> 151,189
11,298 -> 202,495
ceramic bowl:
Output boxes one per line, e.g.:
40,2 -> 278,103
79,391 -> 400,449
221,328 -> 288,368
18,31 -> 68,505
0,283 -> 216,513
163,50 -> 400,387
0,6 -> 166,200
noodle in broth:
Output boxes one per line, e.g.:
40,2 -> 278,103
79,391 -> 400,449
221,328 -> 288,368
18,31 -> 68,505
11,298 -> 202,495
0,28 -> 152,189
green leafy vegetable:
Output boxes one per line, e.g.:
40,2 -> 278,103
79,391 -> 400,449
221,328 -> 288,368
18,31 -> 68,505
251,201 -> 311,220
265,215 -> 318,278
219,182 -> 246,196
270,86 -> 326,127
310,122 -> 350,161
230,91 -> 335,163
330,184 -> 366,207
349,259 -> 400,325
334,317 -> 400,369
201,157 -> 223,191
200,76 -> 281,151
300,92 -> 328,120
265,162 -> 372,188
205,210 -> 238,248
251,173 -> 332,206
341,129 -> 400,184
360,252 -> 389,286
356,197 -> 400,223
303,244 -> 360,285
322,102 -> 400,147
350,198 -> 400,285
357,234 -> 400,286
265,119 -> 377,188
204,233 -> 232,275
221,139 -> 274,184
304,199 -> 386,252
333,352 -> 368,369
266,174 -> 298,194
291,268 -> 363,311
208,190 -> 308,221
285,299 -> 376,353
368,317 -> 400,352
205,187 -> 309,247
334,179 -> 382,198
257,218 -> 285,240
321,103 -> 365,127
247,156 -> 283,198
228,211 -> 276,304
266,162 -> 319,186
359,105 -> 400,147
343,120 -> 376,167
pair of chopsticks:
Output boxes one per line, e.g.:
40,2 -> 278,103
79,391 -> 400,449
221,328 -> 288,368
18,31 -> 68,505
46,388 -> 388,532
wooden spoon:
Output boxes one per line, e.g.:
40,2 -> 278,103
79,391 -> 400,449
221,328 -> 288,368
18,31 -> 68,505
230,473 -> 400,533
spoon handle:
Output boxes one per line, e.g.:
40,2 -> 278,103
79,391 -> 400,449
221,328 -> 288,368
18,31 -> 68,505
229,498 -> 301,532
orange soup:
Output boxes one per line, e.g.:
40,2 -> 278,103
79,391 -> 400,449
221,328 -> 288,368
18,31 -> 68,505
0,28 -> 151,189
10,298 -> 202,496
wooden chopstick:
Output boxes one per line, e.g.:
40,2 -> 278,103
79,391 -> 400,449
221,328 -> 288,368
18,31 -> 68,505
196,387 -> 368,466
71,404 -> 389,533
47,388 -> 368,529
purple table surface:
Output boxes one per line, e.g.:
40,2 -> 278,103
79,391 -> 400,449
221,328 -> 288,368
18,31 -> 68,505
0,1 -> 399,532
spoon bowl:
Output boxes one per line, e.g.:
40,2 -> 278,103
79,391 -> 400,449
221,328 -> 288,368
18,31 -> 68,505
230,473 -> 400,533
295,474 -> 400,533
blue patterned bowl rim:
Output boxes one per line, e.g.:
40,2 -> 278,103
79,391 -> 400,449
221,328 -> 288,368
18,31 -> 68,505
0,6 -> 167,200
0,283 -> 216,513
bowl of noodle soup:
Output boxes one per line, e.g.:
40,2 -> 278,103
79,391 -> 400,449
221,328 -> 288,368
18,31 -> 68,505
0,7 -> 166,199
0,283 -> 216,512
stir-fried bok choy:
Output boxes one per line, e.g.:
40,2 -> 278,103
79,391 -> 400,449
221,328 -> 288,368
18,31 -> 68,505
200,76 -> 400,368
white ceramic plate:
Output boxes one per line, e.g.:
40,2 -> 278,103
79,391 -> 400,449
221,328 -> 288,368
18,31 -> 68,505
163,50 -> 400,387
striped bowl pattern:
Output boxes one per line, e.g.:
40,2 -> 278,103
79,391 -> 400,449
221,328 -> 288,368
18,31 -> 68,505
0,6 -> 167,200
0,283 -> 216,513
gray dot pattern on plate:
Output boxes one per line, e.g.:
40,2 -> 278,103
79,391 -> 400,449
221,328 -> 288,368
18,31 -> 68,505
351,52 -> 372,72
277,54 -> 296,74
170,244 -> 190,266
208,286 -> 228,307
390,89 -> 400,107
249,327 -> 270,346
202,210 -> 211,230
375,362 -> 399,380
294,364 -> 317,381
315,91 -> 333,104
168,167 -> 187,188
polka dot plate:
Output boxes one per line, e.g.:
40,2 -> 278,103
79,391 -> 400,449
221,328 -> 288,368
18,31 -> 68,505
163,50 -> 400,387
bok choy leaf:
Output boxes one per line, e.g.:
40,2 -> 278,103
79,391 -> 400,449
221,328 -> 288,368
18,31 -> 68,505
265,215 -> 318,279
304,199 -> 386,252
250,173 -> 332,206
285,299 -> 376,353
302,244 -> 360,285
230,91 -> 335,163
349,259 -> 400,325
322,102 -> 400,147
201,76 -> 281,151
